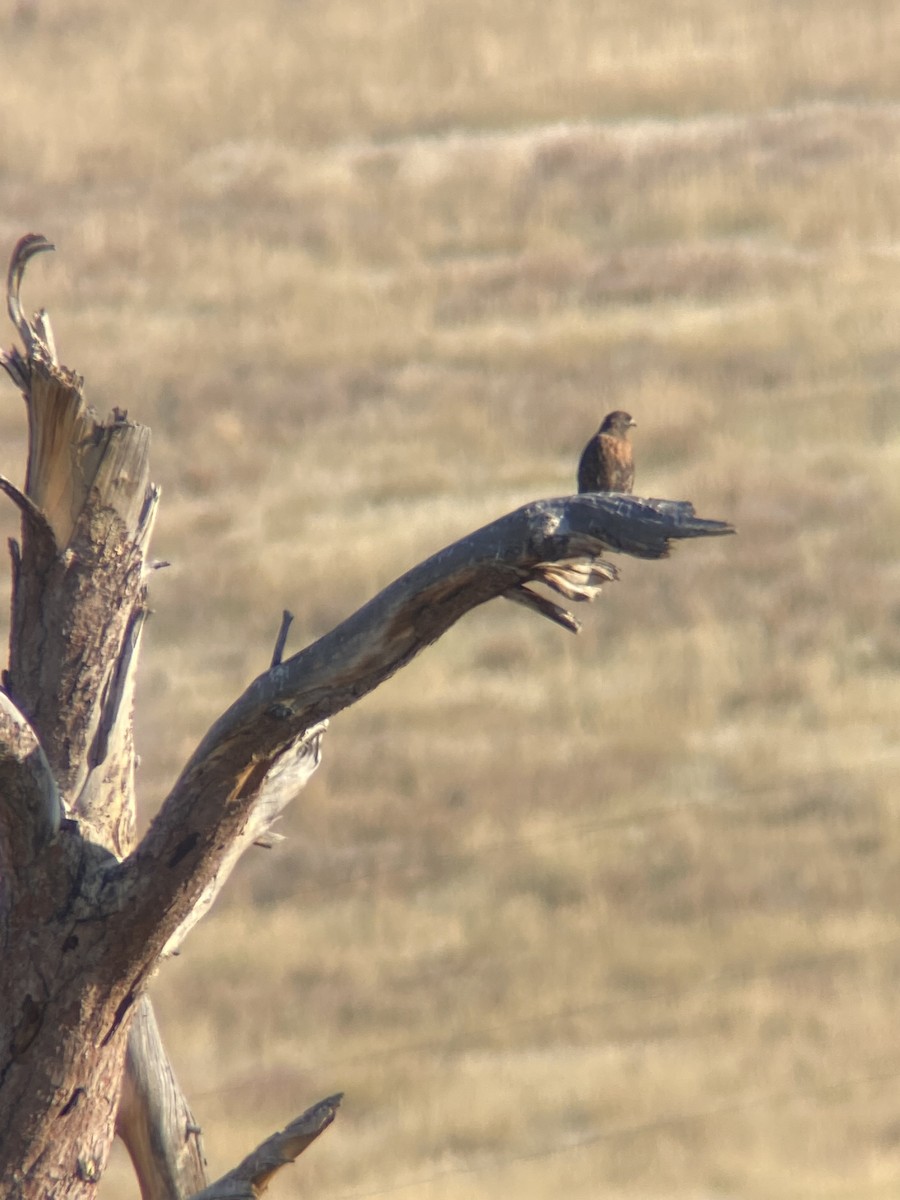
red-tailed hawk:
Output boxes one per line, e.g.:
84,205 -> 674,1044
577,411 -> 636,494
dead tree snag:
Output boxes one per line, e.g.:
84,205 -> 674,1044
0,235 -> 734,1198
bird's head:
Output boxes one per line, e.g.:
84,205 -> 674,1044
599,410 -> 636,437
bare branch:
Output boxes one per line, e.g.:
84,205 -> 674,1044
160,721 -> 327,958
104,494 -> 732,978
0,473 -> 55,541
117,997 -> 208,1200
189,1094 -> 342,1200
0,691 -> 61,870
270,610 -> 294,669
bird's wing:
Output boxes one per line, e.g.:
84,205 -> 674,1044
577,437 -> 602,493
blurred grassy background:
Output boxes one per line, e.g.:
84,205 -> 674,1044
2,1 -> 899,1196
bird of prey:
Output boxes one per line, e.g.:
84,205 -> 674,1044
577,411 -> 637,494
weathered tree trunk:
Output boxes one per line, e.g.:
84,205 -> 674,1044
0,234 -> 158,1194
0,235 -> 733,1198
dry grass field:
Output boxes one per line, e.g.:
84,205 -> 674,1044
2,1 -> 900,1196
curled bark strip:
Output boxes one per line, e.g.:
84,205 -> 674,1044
6,233 -> 55,358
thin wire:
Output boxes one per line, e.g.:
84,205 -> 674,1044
188,766 -> 898,1194
282,762 -> 884,901
195,929 -> 900,1098
322,1057 -> 900,1200
187,769 -> 896,1103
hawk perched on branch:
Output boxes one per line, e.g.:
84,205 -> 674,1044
577,410 -> 636,494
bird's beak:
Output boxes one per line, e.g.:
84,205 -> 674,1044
628,419 -> 637,428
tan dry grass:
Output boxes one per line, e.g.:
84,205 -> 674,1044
2,1 -> 900,1197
